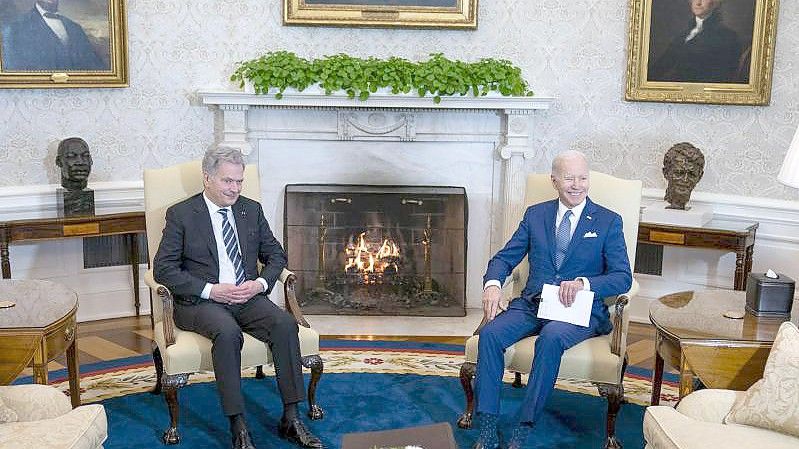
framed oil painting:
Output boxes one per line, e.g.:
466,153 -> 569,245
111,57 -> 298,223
625,0 -> 778,105
283,0 -> 478,29
0,0 -> 128,88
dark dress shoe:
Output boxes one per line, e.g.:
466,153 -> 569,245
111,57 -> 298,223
232,427 -> 256,449
278,416 -> 324,448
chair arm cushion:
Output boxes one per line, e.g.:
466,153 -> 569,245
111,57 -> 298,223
644,404 -> 799,449
0,404 -> 107,449
0,385 -> 71,421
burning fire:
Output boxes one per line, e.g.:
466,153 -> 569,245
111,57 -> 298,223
344,232 -> 400,281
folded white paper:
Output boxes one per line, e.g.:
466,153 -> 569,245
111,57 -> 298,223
537,283 -> 594,327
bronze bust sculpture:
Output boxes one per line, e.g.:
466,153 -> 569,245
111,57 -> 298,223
56,137 -> 93,191
663,142 -> 705,210
55,137 -> 94,217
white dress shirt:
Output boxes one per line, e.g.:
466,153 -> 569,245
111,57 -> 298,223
685,16 -> 705,42
200,193 -> 268,299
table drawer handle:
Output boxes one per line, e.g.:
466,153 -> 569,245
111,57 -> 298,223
650,230 -> 685,245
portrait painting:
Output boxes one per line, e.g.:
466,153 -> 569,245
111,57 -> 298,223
625,0 -> 778,105
283,0 -> 477,29
0,0 -> 128,88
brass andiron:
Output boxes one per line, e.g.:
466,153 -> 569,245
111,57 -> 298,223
423,214 -> 433,294
317,213 -> 327,288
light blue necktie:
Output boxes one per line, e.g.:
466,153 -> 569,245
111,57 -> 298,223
218,209 -> 246,285
555,210 -> 573,269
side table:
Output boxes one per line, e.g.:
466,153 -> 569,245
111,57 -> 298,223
649,290 -> 798,405
0,279 -> 80,407
638,220 -> 758,290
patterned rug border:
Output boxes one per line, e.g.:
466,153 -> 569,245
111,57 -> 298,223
26,340 -> 679,407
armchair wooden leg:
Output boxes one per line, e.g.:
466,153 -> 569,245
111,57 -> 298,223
301,355 -> 324,420
151,346 -> 164,395
255,365 -> 265,379
597,382 -> 624,449
160,373 -> 190,445
457,361 -> 476,429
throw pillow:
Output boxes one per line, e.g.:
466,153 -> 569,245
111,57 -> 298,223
0,396 -> 19,423
725,321 -> 799,437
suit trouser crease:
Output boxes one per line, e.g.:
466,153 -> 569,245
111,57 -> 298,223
474,298 -> 601,424
174,296 -> 305,416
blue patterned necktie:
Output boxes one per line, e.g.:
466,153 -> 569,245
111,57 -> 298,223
555,210 -> 573,269
218,209 -> 246,285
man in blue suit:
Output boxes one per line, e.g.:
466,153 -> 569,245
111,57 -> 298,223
2,0 -> 106,71
472,151 -> 632,449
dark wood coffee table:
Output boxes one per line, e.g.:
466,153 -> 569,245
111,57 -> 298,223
649,290 -> 798,405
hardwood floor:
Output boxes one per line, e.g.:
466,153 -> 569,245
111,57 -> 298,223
19,316 -> 659,378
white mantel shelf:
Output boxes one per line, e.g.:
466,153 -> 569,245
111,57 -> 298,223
198,89 -> 554,113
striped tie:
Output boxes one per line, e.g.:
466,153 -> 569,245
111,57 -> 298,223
555,210 -> 573,269
218,209 -> 246,285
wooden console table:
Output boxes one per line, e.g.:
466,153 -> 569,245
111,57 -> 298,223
638,220 -> 758,291
0,212 -> 146,315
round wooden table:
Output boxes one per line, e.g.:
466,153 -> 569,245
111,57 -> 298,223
649,290 -> 798,405
0,279 -> 80,407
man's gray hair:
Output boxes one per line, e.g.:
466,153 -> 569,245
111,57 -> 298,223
551,150 -> 589,176
202,145 -> 245,175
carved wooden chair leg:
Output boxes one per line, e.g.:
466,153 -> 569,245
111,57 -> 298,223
456,361 -> 476,429
597,381 -> 624,449
512,371 -> 523,388
302,354 -> 324,420
161,373 -> 190,445
255,365 -> 265,379
151,346 -> 164,395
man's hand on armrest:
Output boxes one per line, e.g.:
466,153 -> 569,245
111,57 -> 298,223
482,285 -> 503,321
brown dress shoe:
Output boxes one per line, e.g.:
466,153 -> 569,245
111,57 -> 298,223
278,416 -> 324,448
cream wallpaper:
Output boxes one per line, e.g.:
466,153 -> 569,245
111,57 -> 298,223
0,0 -> 798,201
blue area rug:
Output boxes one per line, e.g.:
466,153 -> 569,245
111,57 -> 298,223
101,372 -> 645,449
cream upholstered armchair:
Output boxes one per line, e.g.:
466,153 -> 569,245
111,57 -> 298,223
0,384 -> 107,449
143,160 -> 323,444
457,171 -> 642,449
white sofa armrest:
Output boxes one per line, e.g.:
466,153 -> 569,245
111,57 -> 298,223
0,385 -> 71,421
675,389 -> 742,424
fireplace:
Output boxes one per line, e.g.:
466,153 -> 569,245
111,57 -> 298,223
285,185 -> 467,316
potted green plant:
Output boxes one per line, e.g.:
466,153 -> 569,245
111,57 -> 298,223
230,52 -> 533,103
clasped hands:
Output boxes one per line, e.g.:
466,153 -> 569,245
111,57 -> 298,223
210,280 -> 264,305
482,279 -> 584,321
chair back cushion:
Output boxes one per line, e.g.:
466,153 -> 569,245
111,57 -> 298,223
143,160 -> 261,323
509,171 -> 641,299
726,321 -> 799,437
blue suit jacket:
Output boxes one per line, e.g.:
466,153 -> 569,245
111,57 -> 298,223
1,7 -> 106,71
483,198 -> 632,333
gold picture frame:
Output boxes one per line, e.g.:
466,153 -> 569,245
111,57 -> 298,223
283,0 -> 478,29
625,0 -> 778,105
0,0 -> 128,88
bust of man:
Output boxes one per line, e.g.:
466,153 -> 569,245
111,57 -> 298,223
663,142 -> 705,210
55,137 -> 93,191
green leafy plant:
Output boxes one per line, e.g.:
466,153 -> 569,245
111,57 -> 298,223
231,52 -> 534,103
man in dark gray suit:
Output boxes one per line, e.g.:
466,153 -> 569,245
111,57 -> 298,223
154,147 -> 323,449
1,0 -> 106,71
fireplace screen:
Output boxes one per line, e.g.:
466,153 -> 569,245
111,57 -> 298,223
284,185 -> 467,316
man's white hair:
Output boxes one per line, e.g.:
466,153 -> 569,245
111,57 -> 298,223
551,150 -> 589,176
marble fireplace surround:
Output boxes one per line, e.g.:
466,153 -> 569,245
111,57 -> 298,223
198,90 -> 554,309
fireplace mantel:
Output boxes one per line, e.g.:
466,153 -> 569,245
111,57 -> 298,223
197,89 -> 555,309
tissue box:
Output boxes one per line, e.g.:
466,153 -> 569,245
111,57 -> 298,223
745,272 -> 795,317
